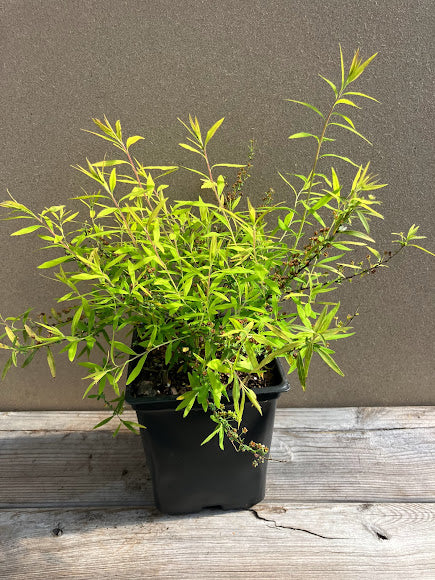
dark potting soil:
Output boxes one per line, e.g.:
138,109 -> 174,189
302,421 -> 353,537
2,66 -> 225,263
128,346 -> 276,399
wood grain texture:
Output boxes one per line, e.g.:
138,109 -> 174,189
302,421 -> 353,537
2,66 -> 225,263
2,406 -> 434,431
1,409 -> 434,507
1,409 -> 434,578
0,503 -> 434,579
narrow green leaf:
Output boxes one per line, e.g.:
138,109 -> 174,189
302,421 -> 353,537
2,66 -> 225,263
331,112 -> 355,129
179,143 -> 204,155
286,99 -> 324,118
245,387 -> 262,415
205,117 -> 224,145
92,160 -> 129,167
1,357 -> 13,380
296,352 -> 306,389
71,306 -> 83,334
335,98 -> 360,108
320,153 -> 359,167
5,326 -> 18,345
68,341 -> 78,362
183,391 -> 198,417
38,255 -> 71,269
126,353 -> 147,385
310,195 -> 333,212
339,44 -> 345,89
317,348 -> 344,376
96,207 -> 118,218
340,230 -> 375,243
115,120 -> 122,139
121,420 -> 142,434
126,135 -> 144,149
211,163 -> 246,168
304,342 -> 314,376
218,425 -> 224,450
109,168 -> 117,192
356,210 -> 370,233
297,304 -> 312,330
288,132 -> 319,141
367,246 -> 380,259
328,122 -> 372,145
343,91 -> 379,103
409,244 -> 435,256
319,75 -> 337,96
92,416 -> 113,429
46,348 -> 56,378
232,375 -> 240,419
112,341 -> 136,356
21,350 -> 36,368
71,273 -> 103,281
165,342 -> 173,365
201,426 -> 220,446
11,225 -> 42,236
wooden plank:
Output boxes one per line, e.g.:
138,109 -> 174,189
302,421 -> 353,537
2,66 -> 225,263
0,503 -> 434,579
1,406 -> 434,431
0,411 -> 137,431
266,425 -> 435,502
0,412 -> 433,507
0,429 -> 154,508
273,406 -> 435,430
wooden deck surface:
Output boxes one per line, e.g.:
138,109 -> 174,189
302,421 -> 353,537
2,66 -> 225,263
1,408 -> 434,579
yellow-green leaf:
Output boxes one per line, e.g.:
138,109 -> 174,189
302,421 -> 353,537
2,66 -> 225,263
288,132 -> 319,141
245,387 -> 262,415
126,135 -> 144,149
68,341 -> 78,362
336,98 -> 360,108
109,168 -> 117,192
38,256 -> 71,269
11,225 -> 42,236
5,326 -> 18,345
71,306 -> 83,334
205,117 -> 224,145
179,143 -> 203,155
47,348 -> 56,377
286,99 -> 324,118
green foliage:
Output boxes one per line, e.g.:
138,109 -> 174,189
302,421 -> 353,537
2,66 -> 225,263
0,49 -> 432,461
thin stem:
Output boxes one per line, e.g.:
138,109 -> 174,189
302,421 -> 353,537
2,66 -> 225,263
296,246 -> 404,293
203,147 -> 223,207
292,89 -> 344,251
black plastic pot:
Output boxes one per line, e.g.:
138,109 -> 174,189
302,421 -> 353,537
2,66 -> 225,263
125,359 -> 289,514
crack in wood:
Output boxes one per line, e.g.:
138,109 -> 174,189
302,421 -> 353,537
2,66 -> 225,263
249,508 -> 346,539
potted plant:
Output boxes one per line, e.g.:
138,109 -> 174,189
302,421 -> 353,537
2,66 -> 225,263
1,49 -> 432,514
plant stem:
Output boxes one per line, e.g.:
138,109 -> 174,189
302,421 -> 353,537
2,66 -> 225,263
292,90 -> 344,251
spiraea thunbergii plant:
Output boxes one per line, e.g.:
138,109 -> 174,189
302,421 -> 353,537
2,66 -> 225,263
1,49 -> 432,462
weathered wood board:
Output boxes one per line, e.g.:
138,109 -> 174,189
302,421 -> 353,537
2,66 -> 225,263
2,406 -> 434,431
0,503 -> 434,579
0,408 -> 434,578
1,409 -> 434,507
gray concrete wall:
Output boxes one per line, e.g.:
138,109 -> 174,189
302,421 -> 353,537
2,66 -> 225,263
0,0 -> 433,410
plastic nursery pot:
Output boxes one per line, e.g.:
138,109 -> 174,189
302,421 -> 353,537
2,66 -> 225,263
125,358 -> 289,515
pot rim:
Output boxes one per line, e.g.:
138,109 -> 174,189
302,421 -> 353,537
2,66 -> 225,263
125,357 -> 290,408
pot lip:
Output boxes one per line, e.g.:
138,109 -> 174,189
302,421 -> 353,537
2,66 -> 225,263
125,357 -> 290,407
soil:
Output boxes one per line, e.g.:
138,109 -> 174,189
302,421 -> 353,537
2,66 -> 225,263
128,346 -> 278,399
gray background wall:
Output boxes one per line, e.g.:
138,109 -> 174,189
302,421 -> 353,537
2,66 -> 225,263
0,0 -> 433,410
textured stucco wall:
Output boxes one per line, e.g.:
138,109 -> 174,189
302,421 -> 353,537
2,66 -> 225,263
0,0 -> 433,410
